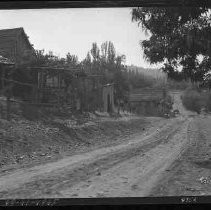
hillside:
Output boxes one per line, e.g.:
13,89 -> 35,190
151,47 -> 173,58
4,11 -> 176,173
126,65 -> 167,89
127,65 -> 167,81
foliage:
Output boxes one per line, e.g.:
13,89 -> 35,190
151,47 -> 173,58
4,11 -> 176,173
14,39 -> 169,112
81,41 -> 129,103
66,53 -> 79,68
166,79 -> 193,90
181,88 -> 211,113
131,7 -> 211,82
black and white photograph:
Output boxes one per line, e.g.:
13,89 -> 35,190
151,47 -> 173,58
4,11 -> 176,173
0,0 -> 211,202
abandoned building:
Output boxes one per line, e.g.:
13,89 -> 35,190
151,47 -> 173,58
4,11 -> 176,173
0,27 -> 36,66
26,66 -> 107,112
128,88 -> 170,116
0,27 -> 116,114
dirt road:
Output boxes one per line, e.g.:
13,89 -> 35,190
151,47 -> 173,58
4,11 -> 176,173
150,115 -> 211,196
0,91 -> 208,198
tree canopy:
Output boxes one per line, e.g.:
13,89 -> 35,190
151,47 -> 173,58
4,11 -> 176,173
132,7 -> 211,82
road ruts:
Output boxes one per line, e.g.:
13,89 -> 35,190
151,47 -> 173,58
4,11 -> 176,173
0,117 -> 189,198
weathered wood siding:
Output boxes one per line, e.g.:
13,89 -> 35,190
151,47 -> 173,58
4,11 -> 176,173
0,28 -> 35,66
17,31 -> 35,65
129,88 -> 166,116
0,37 -> 17,62
129,88 -> 165,102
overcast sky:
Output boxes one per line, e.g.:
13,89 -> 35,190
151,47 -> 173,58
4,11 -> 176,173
0,8 -> 160,68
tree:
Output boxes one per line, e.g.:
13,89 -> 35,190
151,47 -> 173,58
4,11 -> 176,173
89,43 -> 100,73
100,41 -> 116,65
84,41 -> 130,105
66,53 -> 79,68
116,55 -> 126,68
81,52 -> 92,73
90,42 -> 100,62
131,7 -> 210,82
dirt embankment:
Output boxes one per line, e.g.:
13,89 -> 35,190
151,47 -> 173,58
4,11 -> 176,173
0,117 -> 187,199
0,113 -> 165,174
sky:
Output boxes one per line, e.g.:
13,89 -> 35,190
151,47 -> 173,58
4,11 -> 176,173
0,8 -> 161,68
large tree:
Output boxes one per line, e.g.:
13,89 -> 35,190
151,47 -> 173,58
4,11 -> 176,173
132,7 -> 211,82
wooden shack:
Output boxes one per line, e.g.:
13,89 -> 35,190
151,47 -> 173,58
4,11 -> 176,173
128,88 -> 168,116
0,27 -> 36,66
28,66 -> 70,105
28,66 -> 103,112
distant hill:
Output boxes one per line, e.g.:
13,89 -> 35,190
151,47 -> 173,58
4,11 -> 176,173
126,65 -> 167,81
126,65 -> 167,89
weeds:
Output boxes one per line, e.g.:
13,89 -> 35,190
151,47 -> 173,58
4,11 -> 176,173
181,88 -> 211,113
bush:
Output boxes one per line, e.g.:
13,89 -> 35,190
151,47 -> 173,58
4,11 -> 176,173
167,79 -> 193,90
206,93 -> 211,111
181,88 -> 211,113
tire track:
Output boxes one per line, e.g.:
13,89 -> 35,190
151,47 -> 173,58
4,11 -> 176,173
0,118 -> 186,198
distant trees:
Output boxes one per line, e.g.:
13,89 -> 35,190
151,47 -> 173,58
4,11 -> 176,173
32,50 -> 80,68
22,41 -> 165,109
131,7 -> 211,83
66,53 -> 79,68
31,42 -> 164,93
81,41 -> 129,104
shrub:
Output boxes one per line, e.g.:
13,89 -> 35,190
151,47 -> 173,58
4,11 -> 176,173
167,79 -> 193,90
181,88 -> 211,113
